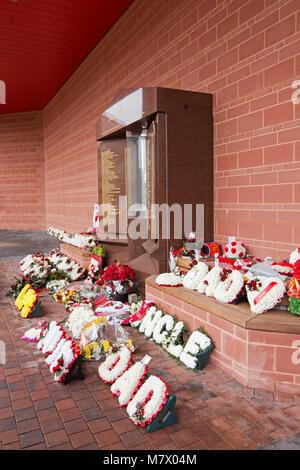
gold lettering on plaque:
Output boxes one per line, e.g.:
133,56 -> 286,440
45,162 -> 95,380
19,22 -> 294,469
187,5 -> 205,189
101,150 -> 121,231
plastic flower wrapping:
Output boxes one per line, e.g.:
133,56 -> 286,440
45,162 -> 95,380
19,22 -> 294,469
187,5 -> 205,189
80,316 -> 134,361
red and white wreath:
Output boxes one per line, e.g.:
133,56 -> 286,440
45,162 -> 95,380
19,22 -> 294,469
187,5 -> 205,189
98,345 -> 132,384
197,266 -> 223,297
126,375 -> 169,427
214,269 -> 245,304
246,276 -> 286,314
271,262 -> 293,277
111,361 -> 148,407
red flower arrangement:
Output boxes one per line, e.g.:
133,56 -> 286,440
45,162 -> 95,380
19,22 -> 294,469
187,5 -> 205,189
220,268 -> 232,282
246,278 -> 263,292
97,262 -> 136,285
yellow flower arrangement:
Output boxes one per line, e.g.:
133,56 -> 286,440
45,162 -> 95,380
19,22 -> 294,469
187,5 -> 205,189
15,284 -> 38,318
15,284 -> 31,310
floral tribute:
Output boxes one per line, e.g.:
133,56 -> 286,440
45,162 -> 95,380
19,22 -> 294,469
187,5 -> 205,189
37,321 -> 81,383
288,260 -> 300,315
98,345 -> 133,384
20,253 -> 52,279
126,375 -> 169,427
197,266 -> 223,297
65,305 -> 97,339
47,227 -> 99,251
46,279 -> 69,293
182,262 -> 209,290
96,262 -> 135,300
98,346 -> 170,428
86,255 -> 103,282
246,276 -> 286,314
53,288 -> 81,313
48,249 -> 86,281
214,269 -> 245,304
271,262 -> 293,277
155,272 -> 184,287
111,362 -> 148,407
128,303 -> 213,370
21,322 -> 45,342
15,284 -> 39,318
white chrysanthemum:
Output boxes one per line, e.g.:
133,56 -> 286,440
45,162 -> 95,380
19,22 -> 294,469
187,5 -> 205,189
65,306 -> 97,339
152,314 -> 174,344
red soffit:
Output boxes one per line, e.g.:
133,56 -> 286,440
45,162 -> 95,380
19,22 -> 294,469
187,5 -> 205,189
0,0 -> 135,114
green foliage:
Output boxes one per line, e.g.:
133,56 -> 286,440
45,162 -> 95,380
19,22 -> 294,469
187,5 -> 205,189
289,297 -> 300,315
6,276 -> 27,299
93,243 -> 105,258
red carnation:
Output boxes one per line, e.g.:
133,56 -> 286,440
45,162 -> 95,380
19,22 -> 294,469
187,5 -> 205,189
294,260 -> 300,282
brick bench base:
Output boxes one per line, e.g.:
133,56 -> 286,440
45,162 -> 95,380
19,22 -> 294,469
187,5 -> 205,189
145,276 -> 300,395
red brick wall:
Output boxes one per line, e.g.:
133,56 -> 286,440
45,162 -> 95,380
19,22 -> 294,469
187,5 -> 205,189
15,0 -> 300,259
0,111 -> 45,230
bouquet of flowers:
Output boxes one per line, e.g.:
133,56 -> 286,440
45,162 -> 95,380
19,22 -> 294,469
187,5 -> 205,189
96,262 -> 135,301
20,253 -> 52,280
53,288 -> 80,312
48,250 -> 86,281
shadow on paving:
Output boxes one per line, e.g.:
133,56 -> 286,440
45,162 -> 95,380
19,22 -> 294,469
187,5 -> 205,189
0,230 -> 59,261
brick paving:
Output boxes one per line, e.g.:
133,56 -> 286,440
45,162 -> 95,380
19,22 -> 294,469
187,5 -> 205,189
1,259 -> 300,450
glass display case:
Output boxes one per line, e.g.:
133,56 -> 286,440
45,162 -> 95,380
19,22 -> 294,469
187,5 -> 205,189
96,87 -> 213,291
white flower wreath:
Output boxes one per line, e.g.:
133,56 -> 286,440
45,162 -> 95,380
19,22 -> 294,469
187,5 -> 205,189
182,262 -> 209,290
197,266 -> 222,297
111,361 -> 148,407
98,346 -> 132,384
65,306 -> 97,339
155,272 -> 183,287
214,270 -> 245,304
179,330 -> 212,369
